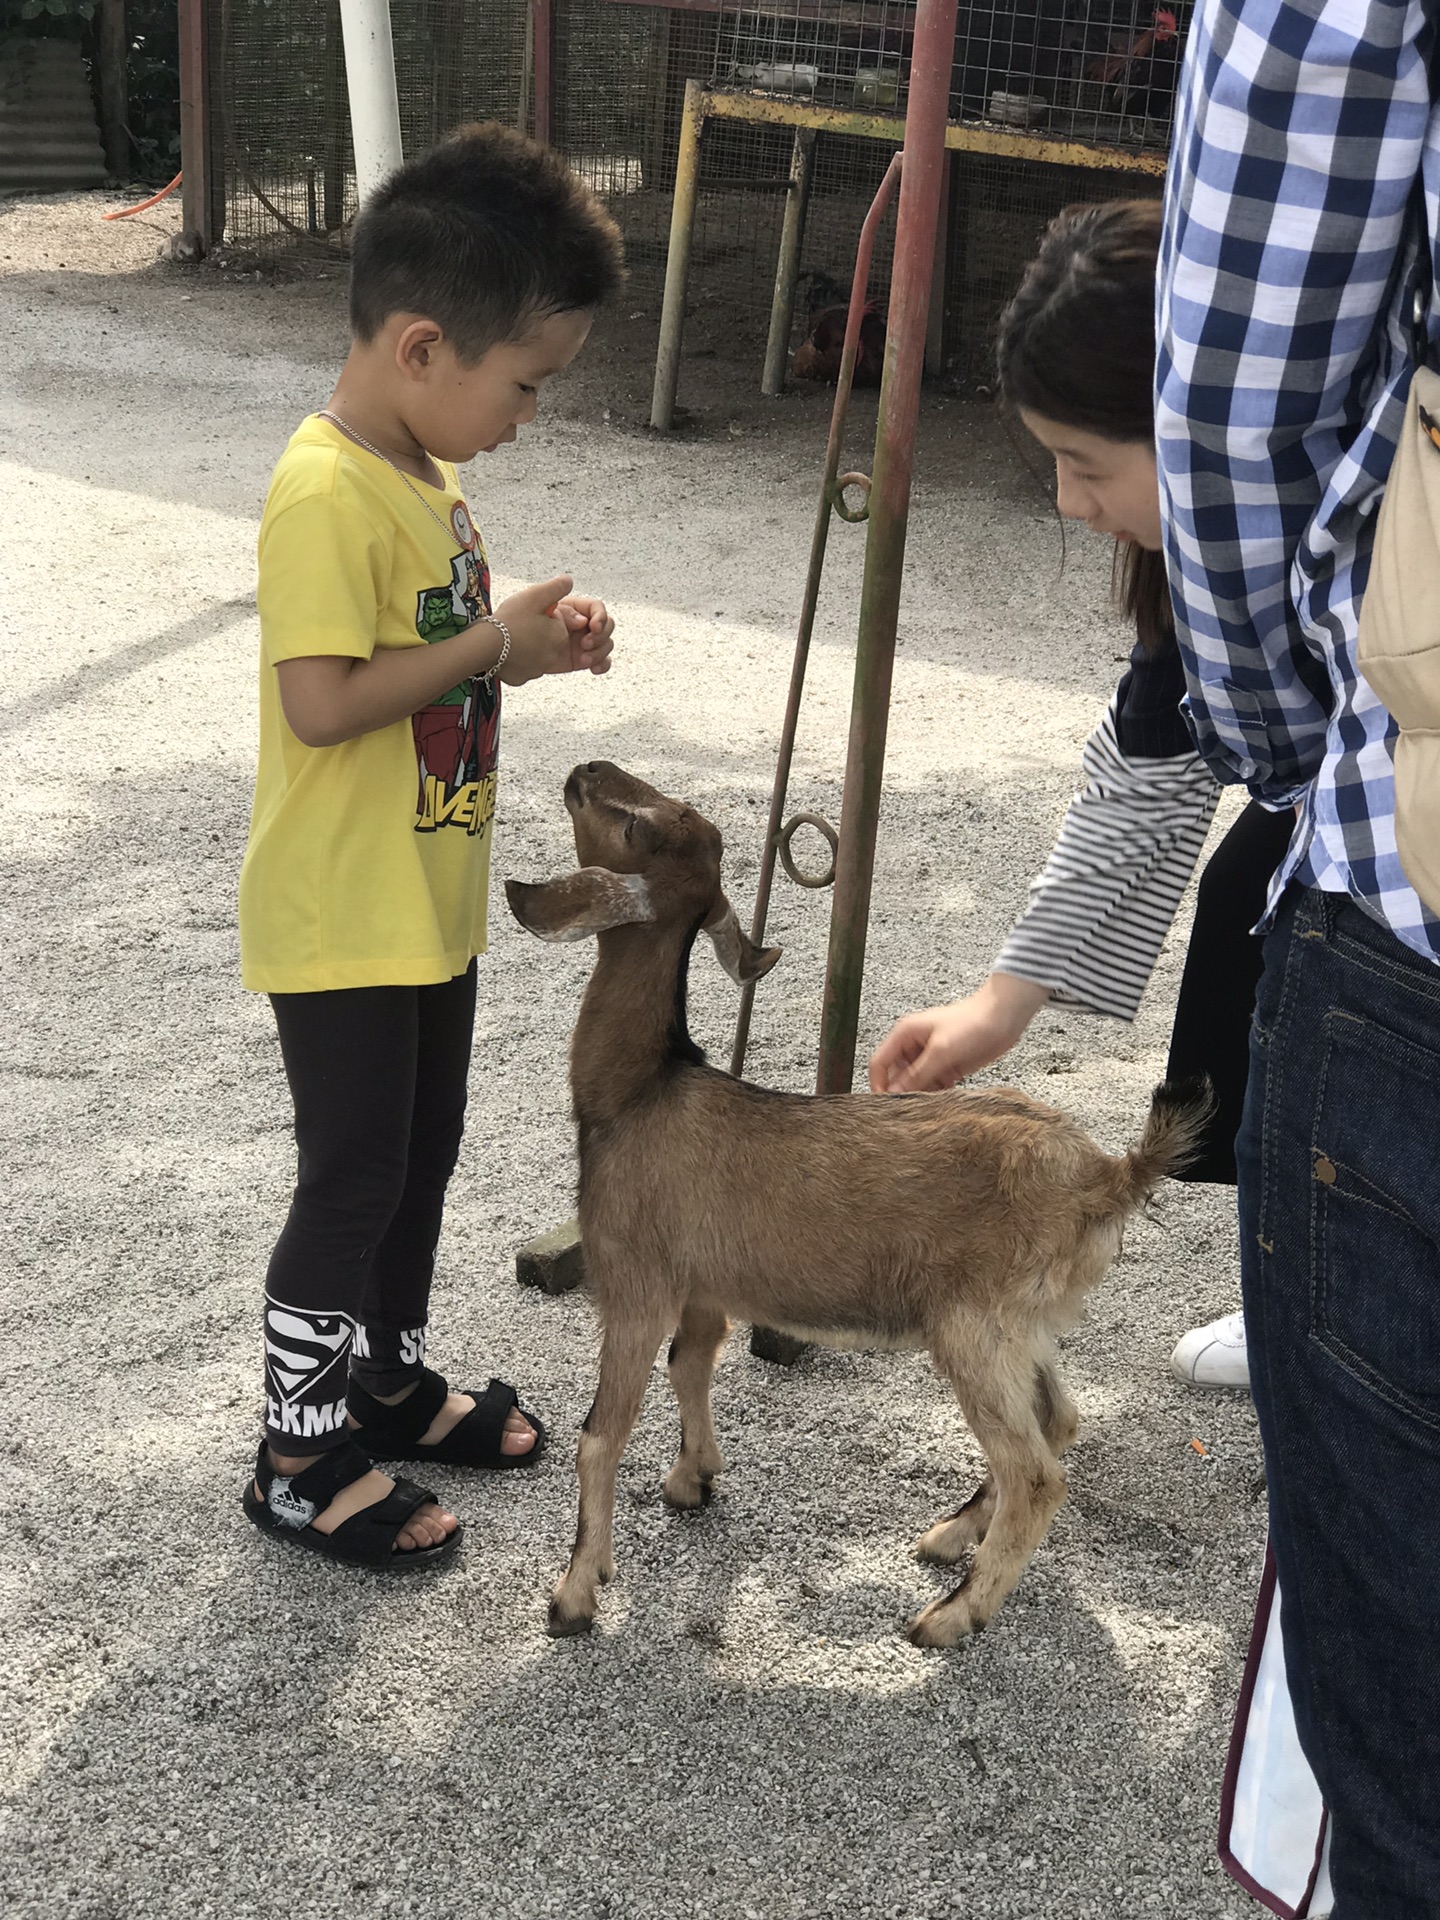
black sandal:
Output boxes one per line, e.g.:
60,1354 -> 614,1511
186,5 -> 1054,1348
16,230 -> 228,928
349,1368 -> 546,1471
242,1438 -> 462,1570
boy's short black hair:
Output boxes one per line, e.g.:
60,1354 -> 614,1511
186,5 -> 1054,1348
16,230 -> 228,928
349,122 -> 625,360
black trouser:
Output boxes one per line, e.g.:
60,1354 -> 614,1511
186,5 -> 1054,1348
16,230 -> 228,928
262,963 -> 477,1454
1165,799 -> 1296,1185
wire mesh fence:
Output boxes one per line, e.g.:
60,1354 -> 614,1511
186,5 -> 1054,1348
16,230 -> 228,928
942,152 -> 1161,383
705,0 -> 1185,148
209,0 -> 1173,384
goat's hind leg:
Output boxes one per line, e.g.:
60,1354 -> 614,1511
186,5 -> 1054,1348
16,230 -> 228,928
909,1335 -> 1069,1647
915,1355 -> 1076,1565
550,1312 -> 670,1638
917,1476 -> 997,1566
1033,1355 -> 1079,1457
663,1297 -> 729,1510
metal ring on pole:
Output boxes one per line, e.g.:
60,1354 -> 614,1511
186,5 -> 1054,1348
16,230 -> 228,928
777,811 -> 839,888
829,469 -> 873,522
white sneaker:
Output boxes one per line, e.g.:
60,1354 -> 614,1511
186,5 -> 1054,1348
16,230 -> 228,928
1170,1310 -> 1250,1390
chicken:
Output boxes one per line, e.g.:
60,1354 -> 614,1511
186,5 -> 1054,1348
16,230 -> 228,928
792,300 -> 887,387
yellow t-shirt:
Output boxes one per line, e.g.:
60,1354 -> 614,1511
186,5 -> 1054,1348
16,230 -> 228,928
239,415 -> 501,993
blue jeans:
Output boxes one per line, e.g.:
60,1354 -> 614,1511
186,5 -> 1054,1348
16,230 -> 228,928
1239,887 -> 1440,1916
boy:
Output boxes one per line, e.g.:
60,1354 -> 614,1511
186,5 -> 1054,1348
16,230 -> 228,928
239,123 -> 624,1568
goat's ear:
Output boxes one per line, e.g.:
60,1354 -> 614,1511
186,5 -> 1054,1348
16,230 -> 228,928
505,870 -> 654,943
703,894 -> 782,985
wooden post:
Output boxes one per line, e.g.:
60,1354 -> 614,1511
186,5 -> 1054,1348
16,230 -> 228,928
323,0 -> 347,234
178,0 -> 215,255
519,0 -> 534,136
532,0 -> 556,147
96,0 -> 128,177
435,0 -> 466,139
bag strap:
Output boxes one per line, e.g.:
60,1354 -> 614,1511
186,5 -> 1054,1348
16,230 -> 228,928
1409,22 -> 1438,368
1408,169 -> 1434,369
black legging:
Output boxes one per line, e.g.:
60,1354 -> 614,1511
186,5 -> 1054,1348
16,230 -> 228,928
1165,800 -> 1296,1185
261,962 -> 477,1453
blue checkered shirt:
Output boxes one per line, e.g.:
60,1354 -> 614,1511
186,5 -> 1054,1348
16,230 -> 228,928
1156,0 -> 1440,963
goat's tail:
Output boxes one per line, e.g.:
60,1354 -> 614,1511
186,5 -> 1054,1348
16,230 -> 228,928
1114,1077 -> 1216,1209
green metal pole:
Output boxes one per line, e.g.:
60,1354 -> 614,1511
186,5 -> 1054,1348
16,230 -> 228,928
762,127 -> 817,397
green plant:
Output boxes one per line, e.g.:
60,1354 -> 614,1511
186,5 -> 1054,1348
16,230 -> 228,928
118,0 -> 180,180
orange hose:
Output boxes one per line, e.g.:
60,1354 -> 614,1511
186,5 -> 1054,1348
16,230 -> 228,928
102,172 -> 183,221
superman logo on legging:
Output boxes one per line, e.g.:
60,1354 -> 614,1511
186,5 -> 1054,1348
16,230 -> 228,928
263,1301 -> 351,1443
411,502 -> 502,835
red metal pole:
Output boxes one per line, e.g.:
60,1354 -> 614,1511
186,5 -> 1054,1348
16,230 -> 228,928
814,0 -> 959,1095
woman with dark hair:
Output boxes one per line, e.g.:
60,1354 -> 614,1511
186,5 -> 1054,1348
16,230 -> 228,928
870,199 -> 1290,1391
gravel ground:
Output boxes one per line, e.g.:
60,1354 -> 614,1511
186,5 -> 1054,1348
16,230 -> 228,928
1,193 -> 1262,1920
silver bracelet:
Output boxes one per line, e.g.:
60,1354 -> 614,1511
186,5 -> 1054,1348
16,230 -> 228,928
479,614 -> 511,684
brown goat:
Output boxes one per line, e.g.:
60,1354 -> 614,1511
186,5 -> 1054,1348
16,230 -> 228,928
507,762 -> 1206,1647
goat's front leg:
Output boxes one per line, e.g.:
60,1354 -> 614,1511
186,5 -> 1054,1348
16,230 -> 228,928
916,1357 -> 1077,1565
549,1315 -> 669,1638
662,1298 -> 729,1510
909,1337 -> 1068,1647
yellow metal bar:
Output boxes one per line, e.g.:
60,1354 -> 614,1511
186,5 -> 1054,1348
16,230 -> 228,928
946,121 -> 1166,173
704,87 -> 907,142
700,87 -> 1166,176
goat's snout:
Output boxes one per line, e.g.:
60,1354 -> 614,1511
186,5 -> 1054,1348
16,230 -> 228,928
564,761 -> 612,812
564,759 -> 644,814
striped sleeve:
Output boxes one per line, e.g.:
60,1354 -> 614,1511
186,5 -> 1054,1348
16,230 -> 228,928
995,703 -> 1221,1022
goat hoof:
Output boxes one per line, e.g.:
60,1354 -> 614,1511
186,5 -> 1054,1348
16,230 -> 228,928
905,1596 -> 984,1649
547,1601 -> 596,1639
662,1473 -> 713,1511
915,1528 -> 967,1567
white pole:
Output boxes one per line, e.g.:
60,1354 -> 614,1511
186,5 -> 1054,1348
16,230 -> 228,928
338,0 -> 404,205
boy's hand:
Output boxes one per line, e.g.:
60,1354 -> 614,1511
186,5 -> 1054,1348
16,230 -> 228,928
488,577 -> 614,686
487,576 -> 572,687
556,593 -> 614,675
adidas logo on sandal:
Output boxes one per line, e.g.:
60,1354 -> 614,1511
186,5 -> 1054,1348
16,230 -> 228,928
267,1476 -> 318,1531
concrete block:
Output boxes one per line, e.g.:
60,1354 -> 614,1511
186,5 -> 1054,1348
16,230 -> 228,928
749,1324 -> 809,1367
517,1217 -> 585,1296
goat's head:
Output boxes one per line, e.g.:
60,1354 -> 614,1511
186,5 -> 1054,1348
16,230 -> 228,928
505,761 -> 782,985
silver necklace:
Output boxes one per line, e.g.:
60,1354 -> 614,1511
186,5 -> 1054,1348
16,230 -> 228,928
315,409 -> 456,543
315,407 -> 512,684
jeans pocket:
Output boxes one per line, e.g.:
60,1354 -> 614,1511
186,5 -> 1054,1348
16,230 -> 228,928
1310,1013 -> 1440,1432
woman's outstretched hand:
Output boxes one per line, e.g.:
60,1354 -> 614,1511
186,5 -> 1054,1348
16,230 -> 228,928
868,973 -> 1050,1093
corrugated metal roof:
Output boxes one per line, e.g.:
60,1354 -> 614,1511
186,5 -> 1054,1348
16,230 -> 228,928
0,37 -> 106,195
